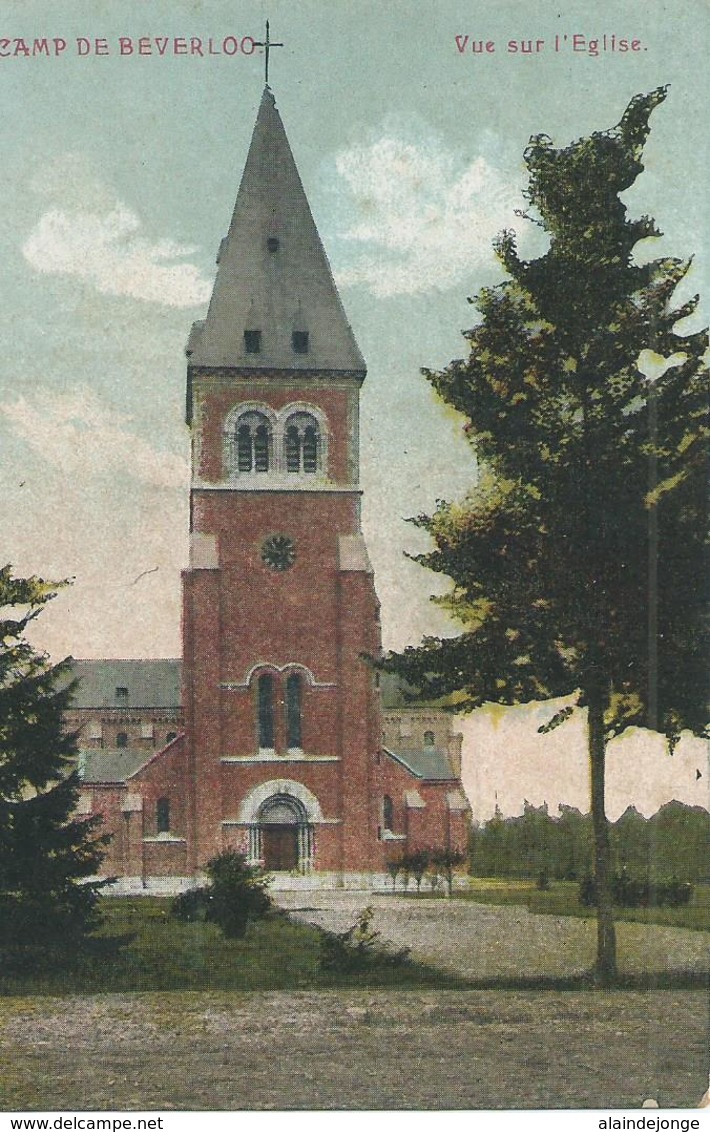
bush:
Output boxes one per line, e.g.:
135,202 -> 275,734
430,847 -> 466,896
578,873 -> 694,909
403,849 -> 431,893
207,851 -> 271,938
536,868 -> 550,891
655,878 -> 694,907
171,885 -> 212,923
615,873 -> 648,907
386,856 -> 404,891
319,906 -> 410,973
171,851 -> 271,939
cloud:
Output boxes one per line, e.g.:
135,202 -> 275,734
29,153 -> 119,213
1,388 -> 188,489
22,154 -> 211,308
332,133 -> 521,297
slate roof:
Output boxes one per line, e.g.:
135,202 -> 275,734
79,749 -> 152,784
383,746 -> 457,782
66,659 -> 182,710
67,659 -> 420,713
187,86 -> 365,373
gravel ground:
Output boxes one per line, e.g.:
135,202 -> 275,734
275,890 -> 710,981
1,988 -> 707,1110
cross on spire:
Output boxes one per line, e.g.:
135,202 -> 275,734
254,20 -> 284,85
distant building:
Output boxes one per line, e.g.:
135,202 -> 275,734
64,659 -> 183,754
67,84 -> 470,890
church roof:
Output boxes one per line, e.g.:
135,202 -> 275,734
79,749 -> 152,784
383,746 -> 458,782
66,659 -> 182,710
67,659 -> 444,717
188,86 -> 364,373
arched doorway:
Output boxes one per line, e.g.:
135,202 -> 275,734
258,794 -> 312,872
239,780 -> 321,873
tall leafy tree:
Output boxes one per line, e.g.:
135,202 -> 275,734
0,566 -> 108,960
386,88 -> 709,983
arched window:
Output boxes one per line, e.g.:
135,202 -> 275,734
166,732 -> 177,745
257,673 -> 275,750
116,732 -> 128,749
235,411 -> 271,473
303,425 -> 318,473
383,795 -> 394,832
283,412 -> 320,474
286,672 -> 302,750
285,425 -> 301,473
156,797 -> 170,834
423,730 -> 435,747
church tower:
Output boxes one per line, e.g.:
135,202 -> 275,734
182,86 -> 384,880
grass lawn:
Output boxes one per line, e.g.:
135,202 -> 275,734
0,897 -> 460,997
451,878 -> 710,931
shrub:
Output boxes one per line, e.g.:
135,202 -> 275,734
427,860 -> 442,894
207,851 -> 272,938
614,873 -> 648,907
578,873 -> 694,909
171,851 -> 271,939
430,847 -> 466,896
319,906 -> 410,973
655,878 -> 693,907
171,885 -> 212,923
386,856 -> 403,892
401,849 -> 431,893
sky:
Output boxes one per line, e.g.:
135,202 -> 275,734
0,0 -> 707,818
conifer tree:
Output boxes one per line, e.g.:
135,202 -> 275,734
0,566 -> 107,959
386,88 -> 709,982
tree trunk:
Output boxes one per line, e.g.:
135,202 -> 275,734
588,688 -> 618,984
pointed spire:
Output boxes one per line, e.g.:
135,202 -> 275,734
188,87 -> 364,373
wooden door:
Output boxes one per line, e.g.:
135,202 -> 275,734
262,825 -> 299,871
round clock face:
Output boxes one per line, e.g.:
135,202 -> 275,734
261,533 -> 296,571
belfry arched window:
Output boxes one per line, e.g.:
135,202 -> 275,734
424,730 -> 435,747
257,673 -> 275,750
286,672 -> 303,750
283,412 -> 320,474
235,411 -> 272,473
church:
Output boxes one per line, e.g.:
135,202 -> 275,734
69,84 -> 470,889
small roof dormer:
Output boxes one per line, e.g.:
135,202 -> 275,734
188,87 -> 364,375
